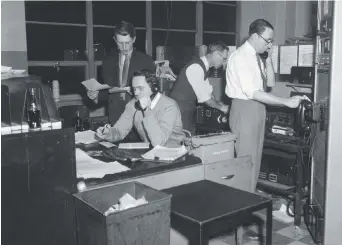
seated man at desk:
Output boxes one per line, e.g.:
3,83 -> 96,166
96,69 -> 185,148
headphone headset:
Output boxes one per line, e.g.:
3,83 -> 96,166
146,74 -> 160,96
134,74 -> 160,111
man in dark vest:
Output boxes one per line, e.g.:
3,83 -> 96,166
170,41 -> 229,134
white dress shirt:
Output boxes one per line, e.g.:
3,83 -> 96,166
225,41 -> 266,100
185,56 -> 213,103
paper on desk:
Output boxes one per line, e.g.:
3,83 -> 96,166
75,130 -> 98,144
99,141 -> 116,148
142,145 -> 187,161
119,142 -> 150,149
82,78 -> 111,91
1,66 -> 26,75
76,148 -> 130,179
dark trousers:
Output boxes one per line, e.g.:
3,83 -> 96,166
229,98 -> 266,190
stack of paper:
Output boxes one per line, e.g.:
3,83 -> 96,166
76,148 -> 130,179
1,66 -> 26,79
75,130 -> 98,144
118,142 -> 150,149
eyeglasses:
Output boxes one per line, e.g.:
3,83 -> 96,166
257,34 -> 274,44
216,52 -> 228,62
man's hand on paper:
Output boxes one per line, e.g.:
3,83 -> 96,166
87,90 -> 99,103
95,124 -> 112,141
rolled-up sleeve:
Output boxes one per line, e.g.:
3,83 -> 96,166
186,64 -> 213,103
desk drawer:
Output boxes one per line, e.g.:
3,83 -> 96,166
204,156 -> 254,192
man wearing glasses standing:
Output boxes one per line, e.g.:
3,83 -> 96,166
170,41 -> 230,134
225,19 -> 308,190
87,21 -> 155,128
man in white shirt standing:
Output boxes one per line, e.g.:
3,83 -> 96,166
170,41 -> 229,134
225,19 -> 308,190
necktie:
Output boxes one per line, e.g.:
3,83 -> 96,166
121,54 -> 129,87
256,55 -> 267,92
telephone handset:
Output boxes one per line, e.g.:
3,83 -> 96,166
296,100 -> 313,135
259,51 -> 269,60
134,92 -> 158,111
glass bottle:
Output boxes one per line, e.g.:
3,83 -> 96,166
74,110 -> 83,132
26,88 -> 41,131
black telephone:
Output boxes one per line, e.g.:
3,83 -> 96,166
259,51 -> 269,60
296,100 -> 313,136
134,91 -> 158,111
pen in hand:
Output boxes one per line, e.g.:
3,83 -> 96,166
96,124 -> 111,140
102,124 -> 110,135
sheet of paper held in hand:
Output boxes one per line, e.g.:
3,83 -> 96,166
81,78 -> 111,91
75,148 -> 130,179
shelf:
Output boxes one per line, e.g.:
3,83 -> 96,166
28,61 -> 88,67
286,83 -> 313,88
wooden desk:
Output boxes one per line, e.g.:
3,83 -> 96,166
163,180 -> 273,245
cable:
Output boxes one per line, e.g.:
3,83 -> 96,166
164,1 -> 172,46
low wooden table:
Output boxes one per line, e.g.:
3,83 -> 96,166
163,180 -> 273,245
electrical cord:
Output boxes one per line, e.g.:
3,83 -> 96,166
164,1 -> 172,46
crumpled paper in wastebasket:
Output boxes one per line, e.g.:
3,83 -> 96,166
104,193 -> 148,216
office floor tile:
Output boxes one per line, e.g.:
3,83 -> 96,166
211,216 -> 316,245
276,225 -> 311,240
286,241 -> 310,245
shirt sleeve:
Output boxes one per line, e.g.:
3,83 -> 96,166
186,64 -> 213,103
231,55 -> 260,99
108,100 -> 135,142
142,103 -> 179,147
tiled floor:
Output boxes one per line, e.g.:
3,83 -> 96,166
211,215 -> 317,245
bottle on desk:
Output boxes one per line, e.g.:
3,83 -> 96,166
74,110 -> 83,132
26,88 -> 42,131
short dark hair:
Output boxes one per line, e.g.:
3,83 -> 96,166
132,69 -> 158,87
249,19 -> 274,36
207,41 -> 229,54
114,21 -> 136,39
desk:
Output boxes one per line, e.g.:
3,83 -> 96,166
77,143 -> 203,188
163,180 -> 273,245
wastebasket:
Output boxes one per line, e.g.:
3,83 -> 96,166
73,181 -> 172,245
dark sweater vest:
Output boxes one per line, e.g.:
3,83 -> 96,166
170,58 -> 208,105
